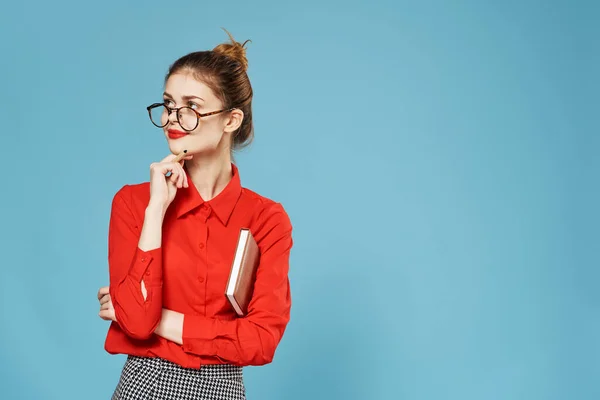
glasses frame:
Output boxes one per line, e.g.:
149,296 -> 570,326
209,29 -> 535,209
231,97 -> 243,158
146,102 -> 236,132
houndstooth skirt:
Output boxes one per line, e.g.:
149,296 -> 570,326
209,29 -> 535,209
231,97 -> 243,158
111,355 -> 246,400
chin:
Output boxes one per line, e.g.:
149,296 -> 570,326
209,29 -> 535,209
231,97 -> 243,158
166,143 -> 183,155
166,138 -> 191,154
166,135 -> 223,157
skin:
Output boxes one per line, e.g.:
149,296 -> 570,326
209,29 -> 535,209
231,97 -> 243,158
98,71 -> 245,344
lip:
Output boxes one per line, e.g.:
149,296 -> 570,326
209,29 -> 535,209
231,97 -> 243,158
168,129 -> 187,139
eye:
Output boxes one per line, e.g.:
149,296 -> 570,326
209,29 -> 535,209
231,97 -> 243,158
188,102 -> 199,110
163,99 -> 175,107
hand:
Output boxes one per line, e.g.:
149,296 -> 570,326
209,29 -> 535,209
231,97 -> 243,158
149,153 -> 193,210
97,286 -> 116,322
97,282 -> 147,322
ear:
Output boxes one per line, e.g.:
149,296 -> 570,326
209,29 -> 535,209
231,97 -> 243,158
223,109 -> 244,134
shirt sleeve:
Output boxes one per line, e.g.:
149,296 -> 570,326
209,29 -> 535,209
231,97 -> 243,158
108,185 -> 163,340
181,203 -> 293,366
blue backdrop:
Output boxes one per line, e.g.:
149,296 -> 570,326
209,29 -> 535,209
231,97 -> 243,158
0,1 -> 598,399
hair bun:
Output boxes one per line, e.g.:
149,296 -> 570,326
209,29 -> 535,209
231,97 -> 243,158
213,28 -> 251,72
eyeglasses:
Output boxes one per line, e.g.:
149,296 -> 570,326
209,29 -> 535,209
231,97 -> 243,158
146,103 -> 235,132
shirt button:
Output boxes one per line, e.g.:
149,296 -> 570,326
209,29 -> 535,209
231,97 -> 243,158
141,257 -> 146,262
145,270 -> 150,276
199,277 -> 205,283
199,243 -> 205,249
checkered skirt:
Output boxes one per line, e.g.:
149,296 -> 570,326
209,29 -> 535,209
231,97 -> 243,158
111,356 -> 246,400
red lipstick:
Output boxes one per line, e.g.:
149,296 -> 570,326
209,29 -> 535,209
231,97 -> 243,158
168,129 -> 187,139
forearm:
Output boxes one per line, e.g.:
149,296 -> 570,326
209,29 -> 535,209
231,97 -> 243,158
109,199 -> 166,339
138,202 -> 166,251
180,312 -> 289,366
154,308 -> 286,365
138,203 -> 165,300
155,309 -> 184,344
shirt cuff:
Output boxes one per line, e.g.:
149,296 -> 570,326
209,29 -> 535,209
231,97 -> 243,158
182,315 -> 222,354
127,247 -> 162,285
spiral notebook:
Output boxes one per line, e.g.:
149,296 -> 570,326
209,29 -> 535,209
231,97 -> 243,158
225,229 -> 260,316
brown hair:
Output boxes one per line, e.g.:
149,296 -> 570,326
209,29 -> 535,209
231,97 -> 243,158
165,28 -> 253,151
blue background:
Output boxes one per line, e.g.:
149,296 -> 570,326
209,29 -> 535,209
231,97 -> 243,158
0,1 -> 598,399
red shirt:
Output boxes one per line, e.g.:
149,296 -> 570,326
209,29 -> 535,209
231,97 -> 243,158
103,163 -> 293,368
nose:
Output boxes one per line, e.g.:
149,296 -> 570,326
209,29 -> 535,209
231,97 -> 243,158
167,108 -> 179,125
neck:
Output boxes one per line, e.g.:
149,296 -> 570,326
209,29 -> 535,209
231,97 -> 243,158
184,152 -> 232,201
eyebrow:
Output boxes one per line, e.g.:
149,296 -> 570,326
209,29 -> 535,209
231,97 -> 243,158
163,92 -> 204,102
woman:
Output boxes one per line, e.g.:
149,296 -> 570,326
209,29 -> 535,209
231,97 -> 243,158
96,29 -> 293,400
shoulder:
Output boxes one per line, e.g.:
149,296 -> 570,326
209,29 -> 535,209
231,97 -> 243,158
240,187 -> 292,229
111,182 -> 150,214
241,188 -> 290,223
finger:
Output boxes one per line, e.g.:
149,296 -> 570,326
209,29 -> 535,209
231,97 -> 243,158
100,297 -> 111,307
151,162 -> 181,177
179,155 -> 193,173
181,163 -> 189,188
171,163 -> 184,188
166,176 -> 179,193
167,163 -> 183,185
97,286 -> 108,299
170,169 -> 181,188
172,150 -> 191,164
100,302 -> 111,311
100,294 -> 111,305
99,310 -> 114,321
177,165 -> 185,188
160,154 -> 179,163
97,286 -> 109,300
176,166 -> 184,188
168,168 -> 178,183
99,311 -> 115,322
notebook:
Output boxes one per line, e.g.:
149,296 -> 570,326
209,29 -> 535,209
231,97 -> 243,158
225,229 -> 260,316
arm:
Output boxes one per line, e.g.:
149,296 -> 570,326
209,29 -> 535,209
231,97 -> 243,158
154,204 -> 293,366
108,186 -> 166,340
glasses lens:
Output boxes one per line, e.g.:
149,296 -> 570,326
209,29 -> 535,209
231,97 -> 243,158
178,107 -> 199,131
149,105 -> 167,127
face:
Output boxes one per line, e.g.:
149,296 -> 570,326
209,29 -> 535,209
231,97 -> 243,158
160,72 -> 243,158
